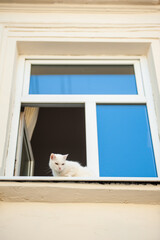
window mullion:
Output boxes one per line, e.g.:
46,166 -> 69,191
85,101 -> 99,177
21,95 -> 146,105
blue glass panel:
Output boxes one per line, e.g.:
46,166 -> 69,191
97,105 -> 157,177
29,74 -> 137,94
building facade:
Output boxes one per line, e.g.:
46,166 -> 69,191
0,1 -> 160,239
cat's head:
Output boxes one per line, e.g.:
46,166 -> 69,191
49,153 -> 68,173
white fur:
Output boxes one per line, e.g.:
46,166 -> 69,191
49,153 -> 94,177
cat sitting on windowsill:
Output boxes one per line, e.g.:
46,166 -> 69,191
49,153 -> 94,177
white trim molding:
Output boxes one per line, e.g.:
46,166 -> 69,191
0,1 -> 159,5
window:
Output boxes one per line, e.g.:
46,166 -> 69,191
13,58 -> 160,178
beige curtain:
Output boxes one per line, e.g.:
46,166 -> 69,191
24,107 -> 39,140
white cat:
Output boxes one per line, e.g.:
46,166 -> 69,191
49,153 -> 94,177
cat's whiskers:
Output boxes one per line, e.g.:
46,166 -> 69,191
44,166 -> 52,175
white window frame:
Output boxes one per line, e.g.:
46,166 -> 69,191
5,56 -> 160,180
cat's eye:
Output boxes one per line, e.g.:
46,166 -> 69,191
62,163 -> 65,165
55,162 -> 58,165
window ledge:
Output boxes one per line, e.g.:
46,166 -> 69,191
0,0 -> 159,5
0,179 -> 160,204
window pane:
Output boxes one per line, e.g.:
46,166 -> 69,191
29,65 -> 137,95
96,105 -> 157,177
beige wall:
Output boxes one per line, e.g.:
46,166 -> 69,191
0,3 -> 160,240
0,202 -> 160,240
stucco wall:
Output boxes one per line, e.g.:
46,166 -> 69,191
0,202 -> 160,240
0,3 -> 160,240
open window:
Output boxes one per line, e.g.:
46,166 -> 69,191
15,112 -> 34,176
15,106 -> 86,176
14,59 -> 160,178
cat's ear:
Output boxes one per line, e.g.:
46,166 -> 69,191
63,154 -> 68,160
50,153 -> 56,160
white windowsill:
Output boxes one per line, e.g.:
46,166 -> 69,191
0,178 -> 160,204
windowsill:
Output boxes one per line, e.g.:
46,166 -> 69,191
0,177 -> 160,204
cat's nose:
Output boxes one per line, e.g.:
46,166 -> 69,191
59,167 -> 61,171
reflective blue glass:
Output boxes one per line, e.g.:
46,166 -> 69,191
97,105 -> 157,177
29,74 -> 137,94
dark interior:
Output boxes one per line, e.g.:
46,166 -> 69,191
31,107 -> 86,176
31,64 -> 134,75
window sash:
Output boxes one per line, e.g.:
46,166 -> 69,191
15,112 -> 34,176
